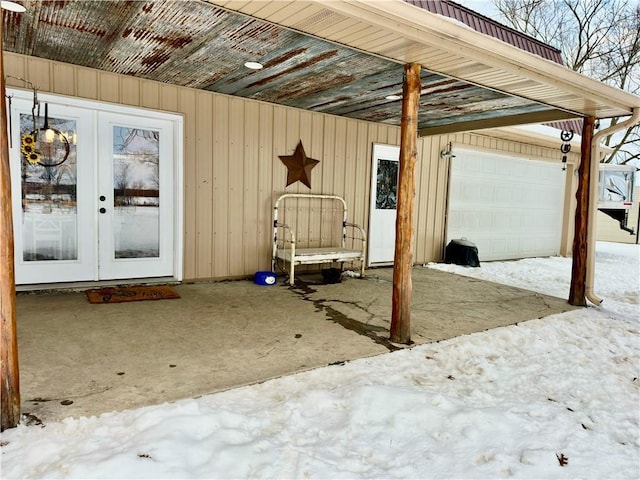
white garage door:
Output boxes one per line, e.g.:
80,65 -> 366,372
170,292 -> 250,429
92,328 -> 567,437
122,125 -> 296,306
447,149 -> 566,261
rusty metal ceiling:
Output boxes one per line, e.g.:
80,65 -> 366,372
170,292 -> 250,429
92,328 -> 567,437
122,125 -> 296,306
2,0 -> 559,133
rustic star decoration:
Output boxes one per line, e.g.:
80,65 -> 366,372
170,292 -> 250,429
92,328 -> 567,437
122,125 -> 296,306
278,140 -> 320,189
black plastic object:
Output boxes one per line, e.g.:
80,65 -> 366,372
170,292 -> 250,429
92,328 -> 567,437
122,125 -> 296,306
322,268 -> 342,284
444,238 -> 480,267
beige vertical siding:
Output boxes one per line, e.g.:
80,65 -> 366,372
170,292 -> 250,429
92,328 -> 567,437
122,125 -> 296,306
179,88 -> 198,278
4,52 -> 579,281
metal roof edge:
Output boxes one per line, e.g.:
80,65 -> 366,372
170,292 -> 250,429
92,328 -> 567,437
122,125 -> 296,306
408,0 -> 564,63
315,0 -> 640,117
446,1 -> 562,55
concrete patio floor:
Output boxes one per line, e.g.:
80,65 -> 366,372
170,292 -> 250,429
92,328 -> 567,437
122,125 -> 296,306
15,267 -> 578,425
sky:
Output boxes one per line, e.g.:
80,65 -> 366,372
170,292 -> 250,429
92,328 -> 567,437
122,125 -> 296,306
0,240 -> 638,479
457,0 -> 501,20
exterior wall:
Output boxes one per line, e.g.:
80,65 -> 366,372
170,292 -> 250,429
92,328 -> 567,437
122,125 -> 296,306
596,186 -> 640,244
4,52 -> 580,281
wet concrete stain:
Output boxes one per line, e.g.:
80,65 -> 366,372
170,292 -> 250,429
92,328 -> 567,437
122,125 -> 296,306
289,281 -> 400,352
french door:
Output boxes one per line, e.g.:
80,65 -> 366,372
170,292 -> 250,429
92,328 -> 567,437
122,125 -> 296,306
97,113 -> 175,280
9,90 -> 181,285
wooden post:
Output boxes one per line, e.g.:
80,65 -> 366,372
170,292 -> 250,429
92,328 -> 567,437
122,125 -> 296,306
568,116 -> 595,306
390,63 -> 421,344
1,18 -> 21,431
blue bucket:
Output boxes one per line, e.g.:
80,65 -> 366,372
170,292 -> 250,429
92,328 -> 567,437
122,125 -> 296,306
254,271 -> 276,286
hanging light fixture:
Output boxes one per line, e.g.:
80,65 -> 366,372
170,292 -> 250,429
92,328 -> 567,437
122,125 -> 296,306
43,103 -> 55,143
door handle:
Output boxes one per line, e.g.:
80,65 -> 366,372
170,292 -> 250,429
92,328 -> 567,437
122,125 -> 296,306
99,207 -> 106,214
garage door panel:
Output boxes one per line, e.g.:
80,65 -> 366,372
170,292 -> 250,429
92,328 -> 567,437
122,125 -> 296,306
495,185 -> 510,203
494,215 -> 510,229
510,188 -> 525,205
447,149 -> 565,261
468,234 -> 560,261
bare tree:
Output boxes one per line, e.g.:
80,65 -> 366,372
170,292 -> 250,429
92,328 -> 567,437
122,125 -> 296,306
494,0 -> 640,164
114,161 -> 132,191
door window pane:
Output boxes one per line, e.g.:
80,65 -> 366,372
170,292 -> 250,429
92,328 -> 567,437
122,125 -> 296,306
19,113 -> 78,261
376,159 -> 398,209
112,127 -> 160,259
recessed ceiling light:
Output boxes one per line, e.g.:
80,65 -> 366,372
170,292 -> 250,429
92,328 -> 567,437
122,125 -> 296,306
0,1 -> 26,12
385,94 -> 402,100
244,61 -> 264,70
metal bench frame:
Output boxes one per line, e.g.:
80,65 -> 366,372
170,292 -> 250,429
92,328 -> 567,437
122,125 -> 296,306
272,193 -> 367,285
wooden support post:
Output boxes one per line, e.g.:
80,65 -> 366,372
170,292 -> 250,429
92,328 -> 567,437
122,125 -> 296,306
390,63 -> 421,344
1,19 -> 21,431
568,116 -> 595,306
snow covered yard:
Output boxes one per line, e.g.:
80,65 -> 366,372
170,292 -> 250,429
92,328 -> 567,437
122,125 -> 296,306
1,242 -> 638,479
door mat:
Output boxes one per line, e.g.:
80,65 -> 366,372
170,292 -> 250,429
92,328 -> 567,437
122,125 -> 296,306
85,285 -> 180,304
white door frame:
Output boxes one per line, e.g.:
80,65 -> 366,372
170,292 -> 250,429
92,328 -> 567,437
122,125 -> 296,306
8,88 -> 184,285
368,143 -> 400,266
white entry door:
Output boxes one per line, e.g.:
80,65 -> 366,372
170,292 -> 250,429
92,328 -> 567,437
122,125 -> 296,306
97,113 -> 175,280
10,97 -> 96,284
9,90 -> 181,285
368,144 -> 400,265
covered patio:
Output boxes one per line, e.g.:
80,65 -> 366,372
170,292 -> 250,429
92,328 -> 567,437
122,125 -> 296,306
2,0 -> 639,430
17,267 -> 576,424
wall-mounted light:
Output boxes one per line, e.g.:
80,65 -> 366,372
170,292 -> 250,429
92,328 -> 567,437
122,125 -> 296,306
0,1 -> 26,12
440,142 -> 456,160
385,94 -> 402,100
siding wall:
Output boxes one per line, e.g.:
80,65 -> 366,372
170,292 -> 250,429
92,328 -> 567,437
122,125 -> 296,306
3,52 -> 580,281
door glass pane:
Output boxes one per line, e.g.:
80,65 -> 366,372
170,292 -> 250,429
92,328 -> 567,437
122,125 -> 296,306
376,159 -> 398,209
113,127 -> 160,259
19,113 -> 78,261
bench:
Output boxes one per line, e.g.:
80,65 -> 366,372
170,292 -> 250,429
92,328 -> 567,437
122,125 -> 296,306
272,193 -> 367,285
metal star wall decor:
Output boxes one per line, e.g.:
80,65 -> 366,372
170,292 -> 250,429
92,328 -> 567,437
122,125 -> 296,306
278,140 -> 320,189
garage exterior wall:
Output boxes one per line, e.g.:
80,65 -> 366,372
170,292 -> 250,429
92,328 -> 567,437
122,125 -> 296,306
3,52 -> 580,281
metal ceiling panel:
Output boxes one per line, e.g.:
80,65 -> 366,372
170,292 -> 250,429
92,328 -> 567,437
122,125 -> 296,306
3,1 -> 141,67
2,0 -> 584,133
215,0 -> 637,120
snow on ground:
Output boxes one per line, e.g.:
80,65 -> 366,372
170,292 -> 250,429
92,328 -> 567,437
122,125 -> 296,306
1,242 -> 638,479
430,241 -> 640,324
